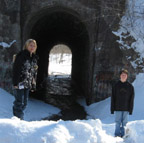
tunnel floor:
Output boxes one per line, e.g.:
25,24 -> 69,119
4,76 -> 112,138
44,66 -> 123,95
43,101 -> 87,121
31,75 -> 88,121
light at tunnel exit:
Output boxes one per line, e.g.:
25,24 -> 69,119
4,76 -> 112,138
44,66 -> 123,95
48,44 -> 72,75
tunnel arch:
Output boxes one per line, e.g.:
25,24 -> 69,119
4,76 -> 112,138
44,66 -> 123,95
23,7 -> 91,101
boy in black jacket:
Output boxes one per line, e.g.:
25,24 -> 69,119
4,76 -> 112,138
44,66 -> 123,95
111,69 -> 134,137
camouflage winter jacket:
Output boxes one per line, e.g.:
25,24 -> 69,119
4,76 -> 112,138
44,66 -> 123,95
12,49 -> 38,90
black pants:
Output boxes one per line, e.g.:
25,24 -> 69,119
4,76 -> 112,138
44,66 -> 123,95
13,89 -> 29,120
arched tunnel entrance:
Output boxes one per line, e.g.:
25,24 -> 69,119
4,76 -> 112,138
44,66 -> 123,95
25,8 -> 91,107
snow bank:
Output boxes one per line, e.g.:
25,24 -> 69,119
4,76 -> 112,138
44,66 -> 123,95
0,88 -> 61,121
0,40 -> 16,48
0,117 -> 143,143
130,73 -> 144,121
125,120 -> 144,143
79,98 -> 113,123
0,118 -> 124,143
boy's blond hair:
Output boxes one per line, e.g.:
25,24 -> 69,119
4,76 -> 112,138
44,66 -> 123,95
23,39 -> 37,53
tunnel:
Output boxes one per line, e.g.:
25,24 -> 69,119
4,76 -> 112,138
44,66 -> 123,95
24,7 -> 91,104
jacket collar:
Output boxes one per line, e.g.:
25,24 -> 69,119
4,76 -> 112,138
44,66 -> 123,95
23,49 -> 35,57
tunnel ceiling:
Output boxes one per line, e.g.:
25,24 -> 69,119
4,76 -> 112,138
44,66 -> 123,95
28,8 -> 91,97
30,10 -> 89,53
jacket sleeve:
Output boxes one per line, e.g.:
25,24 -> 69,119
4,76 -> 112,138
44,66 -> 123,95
111,84 -> 115,114
12,53 -> 23,86
31,56 -> 38,91
129,85 -> 135,115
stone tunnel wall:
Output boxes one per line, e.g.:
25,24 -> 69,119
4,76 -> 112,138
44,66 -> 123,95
0,0 -> 137,103
0,0 -> 21,91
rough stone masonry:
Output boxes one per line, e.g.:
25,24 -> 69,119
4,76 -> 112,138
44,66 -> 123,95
0,0 -> 138,105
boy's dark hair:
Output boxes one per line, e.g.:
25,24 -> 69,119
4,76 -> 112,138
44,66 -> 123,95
120,69 -> 128,75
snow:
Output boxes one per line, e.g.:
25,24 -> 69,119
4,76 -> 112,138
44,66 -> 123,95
0,118 -> 124,143
79,97 -> 113,123
113,0 -> 144,69
0,73 -> 144,143
49,53 -> 72,75
0,40 -> 16,48
48,44 -> 72,75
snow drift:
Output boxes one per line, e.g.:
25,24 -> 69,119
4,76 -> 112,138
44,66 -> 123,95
0,118 -> 144,143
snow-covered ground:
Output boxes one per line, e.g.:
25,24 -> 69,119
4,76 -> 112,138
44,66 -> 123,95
0,73 -> 144,143
48,44 -> 72,75
49,53 -> 72,75
0,88 -> 61,121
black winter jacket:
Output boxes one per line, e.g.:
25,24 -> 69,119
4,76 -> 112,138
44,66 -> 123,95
12,49 -> 38,90
111,80 -> 134,115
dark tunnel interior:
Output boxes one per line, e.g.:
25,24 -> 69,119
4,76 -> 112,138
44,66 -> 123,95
29,9 -> 90,99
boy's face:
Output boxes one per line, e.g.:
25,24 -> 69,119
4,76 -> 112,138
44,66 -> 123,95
120,72 -> 128,82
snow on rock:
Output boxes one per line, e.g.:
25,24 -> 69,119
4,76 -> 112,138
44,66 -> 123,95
0,40 -> 16,48
113,0 -> 144,68
0,88 -> 61,121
